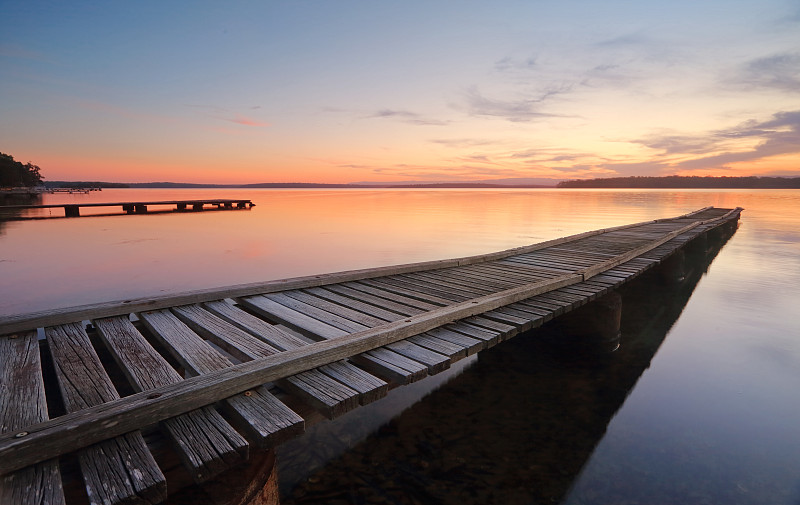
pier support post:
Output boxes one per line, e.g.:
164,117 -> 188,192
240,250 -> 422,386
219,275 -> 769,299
177,203 -> 187,211
193,203 -> 204,211
134,204 -> 148,214
167,449 -> 280,505
558,292 -> 622,353
659,249 -> 686,284
687,233 -> 709,258
64,205 -> 80,217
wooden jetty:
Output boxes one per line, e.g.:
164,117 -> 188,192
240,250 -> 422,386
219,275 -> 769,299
0,199 -> 255,218
0,206 -> 742,505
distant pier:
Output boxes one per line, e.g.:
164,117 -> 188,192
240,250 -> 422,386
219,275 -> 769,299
0,198 -> 255,218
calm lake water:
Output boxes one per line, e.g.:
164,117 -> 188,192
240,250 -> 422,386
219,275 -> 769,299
1,188 -> 799,504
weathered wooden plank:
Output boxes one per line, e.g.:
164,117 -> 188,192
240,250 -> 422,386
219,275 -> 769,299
401,271 -> 489,298
316,361 -> 388,405
138,310 -> 304,447
462,263 -> 553,284
277,370 -> 358,418
172,304 -> 362,420
424,327 -> 484,355
407,334 -> 468,361
427,267 -> 519,289
264,291 -> 438,385
349,280 -> 445,310
93,316 -> 248,483
281,290 -> 388,328
482,308 -> 533,327
204,300 -> 388,405
498,258 -> 574,274
462,316 -> 518,338
382,275 -> 469,302
353,348 -> 429,383
447,320 -> 501,345
203,300 -> 308,351
46,323 -> 167,505
0,332 -> 65,505
358,278 -> 452,306
506,302 -> 552,323
494,306 -> 545,327
386,340 -> 450,374
239,295 -> 347,341
326,284 -> 426,316
239,296 -> 427,385
304,286 -> 405,321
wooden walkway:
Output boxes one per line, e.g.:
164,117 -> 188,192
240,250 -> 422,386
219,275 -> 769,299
0,206 -> 742,505
0,199 -> 254,217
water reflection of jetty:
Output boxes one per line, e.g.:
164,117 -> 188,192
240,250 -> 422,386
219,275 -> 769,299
0,207 -> 741,505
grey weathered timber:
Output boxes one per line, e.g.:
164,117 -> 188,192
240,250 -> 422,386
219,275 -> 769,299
239,294 -> 429,384
171,304 -> 362,419
0,332 -> 65,505
93,316 -> 249,483
138,310 -> 304,447
203,300 -> 388,405
0,207 -> 743,488
46,323 -> 167,505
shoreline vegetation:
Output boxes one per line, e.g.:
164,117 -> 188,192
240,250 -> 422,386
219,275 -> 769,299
40,175 -> 800,189
557,175 -> 800,189
0,152 -> 43,188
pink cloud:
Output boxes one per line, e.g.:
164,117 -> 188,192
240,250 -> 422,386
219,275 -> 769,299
226,114 -> 270,127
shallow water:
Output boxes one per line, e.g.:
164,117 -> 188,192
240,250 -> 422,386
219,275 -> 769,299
2,188 -> 799,503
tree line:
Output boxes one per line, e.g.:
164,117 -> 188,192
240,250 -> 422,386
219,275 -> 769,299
1,152 -> 44,187
557,176 -> 800,189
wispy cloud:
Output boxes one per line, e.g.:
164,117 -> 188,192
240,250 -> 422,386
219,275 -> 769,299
621,110 -> 800,173
594,32 -> 650,48
675,110 -> 800,170
369,163 -> 533,181
366,109 -> 447,126
185,104 -> 270,127
461,85 -> 569,122
731,52 -> 800,92
429,138 -> 496,148
493,56 -> 537,72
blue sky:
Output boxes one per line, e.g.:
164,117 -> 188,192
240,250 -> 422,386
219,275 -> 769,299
1,1 -> 799,183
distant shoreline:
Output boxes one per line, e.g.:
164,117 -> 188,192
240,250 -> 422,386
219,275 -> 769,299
43,181 -> 556,189
41,175 -> 800,190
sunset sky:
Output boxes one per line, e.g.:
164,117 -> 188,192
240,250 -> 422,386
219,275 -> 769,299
1,1 -> 799,184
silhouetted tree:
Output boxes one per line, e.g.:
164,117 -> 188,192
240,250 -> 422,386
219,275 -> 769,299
0,152 -> 44,187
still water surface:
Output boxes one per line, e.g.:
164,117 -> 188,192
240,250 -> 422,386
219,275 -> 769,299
1,188 -> 799,504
